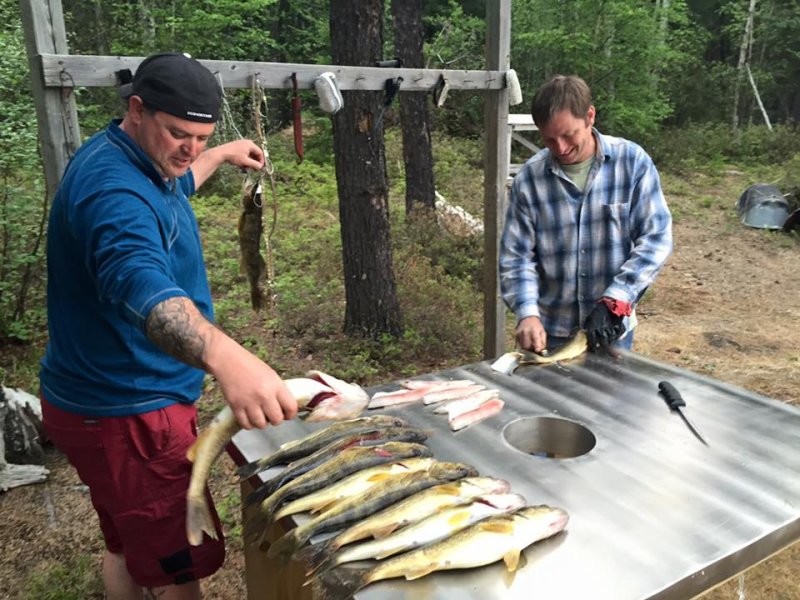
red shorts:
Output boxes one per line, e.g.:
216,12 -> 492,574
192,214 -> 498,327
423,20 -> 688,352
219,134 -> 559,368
41,398 -> 225,587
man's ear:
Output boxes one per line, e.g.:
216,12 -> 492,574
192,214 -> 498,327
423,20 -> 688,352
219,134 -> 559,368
586,105 -> 596,127
127,95 -> 146,124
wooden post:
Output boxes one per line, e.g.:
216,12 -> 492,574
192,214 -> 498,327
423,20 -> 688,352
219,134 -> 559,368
482,0 -> 512,359
18,0 -> 81,200
240,480 -> 313,600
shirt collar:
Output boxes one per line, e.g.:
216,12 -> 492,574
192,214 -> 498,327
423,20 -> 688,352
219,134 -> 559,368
106,119 -> 174,191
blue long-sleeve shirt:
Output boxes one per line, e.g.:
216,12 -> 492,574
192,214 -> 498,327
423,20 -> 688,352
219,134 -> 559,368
40,120 -> 213,416
499,129 -> 673,338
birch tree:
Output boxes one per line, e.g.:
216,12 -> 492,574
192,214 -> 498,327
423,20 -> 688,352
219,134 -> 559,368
732,0 -> 757,130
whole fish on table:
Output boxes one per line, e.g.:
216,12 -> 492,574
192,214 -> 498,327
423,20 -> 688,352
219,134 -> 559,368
244,426 -> 428,507
297,476 -> 512,575
313,504 -> 569,598
267,461 -> 479,562
244,441 -> 433,543
274,457 -> 441,522
236,414 -> 408,479
491,329 -> 589,375
306,492 -> 528,577
186,372 -> 373,546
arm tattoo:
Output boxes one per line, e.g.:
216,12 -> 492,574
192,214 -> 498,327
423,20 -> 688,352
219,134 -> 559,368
145,297 -> 207,369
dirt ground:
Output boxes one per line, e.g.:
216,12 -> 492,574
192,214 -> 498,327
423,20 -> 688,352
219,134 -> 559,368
1,167 -> 799,599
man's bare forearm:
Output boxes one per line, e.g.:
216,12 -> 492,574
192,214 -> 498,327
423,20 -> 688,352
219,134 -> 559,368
145,296 -> 212,370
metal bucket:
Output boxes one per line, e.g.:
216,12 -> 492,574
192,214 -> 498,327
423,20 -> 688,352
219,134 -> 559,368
736,183 -> 790,229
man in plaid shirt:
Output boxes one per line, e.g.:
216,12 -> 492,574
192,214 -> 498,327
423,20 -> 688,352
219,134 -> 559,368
499,75 -> 672,355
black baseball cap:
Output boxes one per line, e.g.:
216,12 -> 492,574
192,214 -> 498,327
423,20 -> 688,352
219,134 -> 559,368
119,52 -> 221,123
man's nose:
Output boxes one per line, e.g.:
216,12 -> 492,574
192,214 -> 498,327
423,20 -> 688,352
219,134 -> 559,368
183,138 -> 200,157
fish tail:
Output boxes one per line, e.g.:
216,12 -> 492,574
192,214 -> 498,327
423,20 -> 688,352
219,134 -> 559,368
312,565 -> 370,599
250,284 -> 265,311
186,494 -> 218,547
296,538 -> 336,576
243,480 -> 277,507
236,458 -> 269,480
265,529 -> 302,562
243,499 -> 278,545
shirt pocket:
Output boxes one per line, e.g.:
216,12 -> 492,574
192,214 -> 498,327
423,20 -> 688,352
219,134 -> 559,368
602,202 -> 631,238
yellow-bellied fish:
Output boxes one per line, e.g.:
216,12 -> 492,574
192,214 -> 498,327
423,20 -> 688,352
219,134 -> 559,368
313,504 -> 569,598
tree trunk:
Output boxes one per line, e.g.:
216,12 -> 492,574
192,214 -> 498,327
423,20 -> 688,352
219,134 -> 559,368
138,0 -> 156,51
732,0 -> 757,130
92,0 -> 108,55
392,0 -> 436,215
330,0 -> 403,338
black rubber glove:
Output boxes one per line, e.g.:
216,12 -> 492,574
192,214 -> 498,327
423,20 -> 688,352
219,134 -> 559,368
584,303 -> 625,353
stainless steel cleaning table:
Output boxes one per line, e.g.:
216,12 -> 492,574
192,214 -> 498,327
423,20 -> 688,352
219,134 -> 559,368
231,350 -> 800,599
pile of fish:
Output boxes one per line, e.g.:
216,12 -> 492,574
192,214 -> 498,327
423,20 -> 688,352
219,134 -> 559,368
234,415 -> 569,596
368,379 -> 506,431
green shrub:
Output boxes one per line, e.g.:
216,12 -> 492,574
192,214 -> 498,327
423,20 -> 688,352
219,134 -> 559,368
651,123 -> 800,172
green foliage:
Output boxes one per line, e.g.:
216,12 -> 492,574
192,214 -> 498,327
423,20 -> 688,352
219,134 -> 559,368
22,555 -> 103,599
0,0 -> 47,343
511,0 -> 683,141
423,2 -> 486,135
63,0 -> 279,60
649,123 -> 800,171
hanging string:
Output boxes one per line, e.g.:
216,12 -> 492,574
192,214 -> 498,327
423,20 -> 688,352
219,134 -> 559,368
250,75 -> 278,310
215,72 -> 278,312
216,72 -> 244,144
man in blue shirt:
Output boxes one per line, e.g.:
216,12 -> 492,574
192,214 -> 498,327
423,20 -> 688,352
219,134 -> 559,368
499,75 -> 673,355
40,53 -> 298,599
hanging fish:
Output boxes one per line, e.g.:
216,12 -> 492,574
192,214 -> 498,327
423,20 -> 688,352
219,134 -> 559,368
238,178 -> 267,310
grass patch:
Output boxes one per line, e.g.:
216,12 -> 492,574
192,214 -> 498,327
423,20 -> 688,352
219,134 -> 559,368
22,556 -> 103,600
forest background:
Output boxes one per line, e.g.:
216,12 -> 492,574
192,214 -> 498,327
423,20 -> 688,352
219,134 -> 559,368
1,0 -> 799,598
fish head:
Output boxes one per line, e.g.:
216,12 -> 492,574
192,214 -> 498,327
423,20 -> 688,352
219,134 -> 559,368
459,476 -> 512,495
301,370 -> 370,421
516,505 -> 570,536
380,441 -> 432,458
393,456 -> 438,471
490,352 -> 523,375
384,427 -> 429,444
307,370 -> 369,401
474,492 -> 527,512
429,461 -> 480,480
284,378 -> 336,409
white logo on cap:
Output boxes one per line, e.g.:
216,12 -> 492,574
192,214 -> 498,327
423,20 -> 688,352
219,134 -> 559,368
187,111 -> 212,118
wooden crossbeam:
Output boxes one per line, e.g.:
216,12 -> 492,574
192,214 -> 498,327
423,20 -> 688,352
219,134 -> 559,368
38,54 -> 507,92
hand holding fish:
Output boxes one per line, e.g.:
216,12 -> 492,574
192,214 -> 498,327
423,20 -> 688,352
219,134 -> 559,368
192,139 -> 265,188
221,138 -> 265,171
207,337 -> 297,430
514,315 -> 547,354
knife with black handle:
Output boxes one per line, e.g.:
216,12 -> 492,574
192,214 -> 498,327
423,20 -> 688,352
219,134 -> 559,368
658,381 -> 709,446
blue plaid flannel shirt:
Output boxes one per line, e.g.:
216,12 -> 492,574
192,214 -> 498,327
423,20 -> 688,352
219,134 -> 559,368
499,129 -> 673,338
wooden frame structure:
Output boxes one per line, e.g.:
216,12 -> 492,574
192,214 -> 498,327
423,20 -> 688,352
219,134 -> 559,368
19,0 -> 514,359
